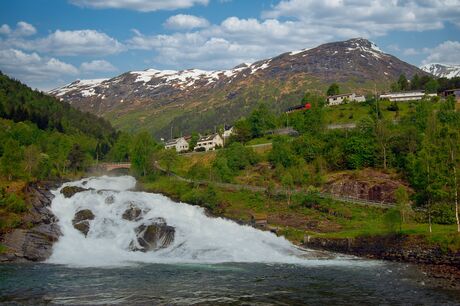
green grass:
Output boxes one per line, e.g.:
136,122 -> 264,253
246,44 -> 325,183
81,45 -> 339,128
141,174 -> 460,251
246,136 -> 273,146
0,244 -> 8,254
324,100 -> 417,124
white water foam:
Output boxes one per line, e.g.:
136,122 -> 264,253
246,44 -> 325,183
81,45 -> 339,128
47,176 -> 376,268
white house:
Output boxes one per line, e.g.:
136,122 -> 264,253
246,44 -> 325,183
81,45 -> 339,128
194,134 -> 224,151
379,91 -> 437,102
327,93 -> 366,105
223,126 -> 234,138
164,137 -> 189,153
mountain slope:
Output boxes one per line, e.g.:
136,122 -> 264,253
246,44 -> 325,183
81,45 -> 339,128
420,63 -> 460,79
0,72 -> 116,141
50,38 -> 427,138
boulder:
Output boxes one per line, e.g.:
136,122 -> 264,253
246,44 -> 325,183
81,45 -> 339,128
61,186 -> 89,198
105,195 -> 115,205
122,204 -> 143,221
130,218 -> 175,252
72,209 -> 95,236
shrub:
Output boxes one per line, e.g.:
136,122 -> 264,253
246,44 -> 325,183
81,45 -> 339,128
431,203 -> 456,225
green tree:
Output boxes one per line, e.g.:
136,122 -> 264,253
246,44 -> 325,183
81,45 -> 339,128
397,74 -> 409,91
326,83 -> 340,96
383,208 -> 401,233
157,149 -> 178,173
232,119 -> 252,143
247,103 -> 276,138
131,131 -> 157,176
269,136 -> 297,168
281,171 -> 294,205
67,144 -> 86,172
108,132 -> 132,162
395,187 -> 412,228
424,78 -> 439,94
189,132 -> 199,151
0,139 -> 23,180
23,144 -> 41,178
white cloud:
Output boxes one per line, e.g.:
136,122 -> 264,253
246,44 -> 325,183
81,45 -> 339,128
8,29 -> 124,56
69,0 -> 209,12
422,41 -> 460,65
164,14 -> 210,30
262,0 -> 460,36
403,48 -> 419,56
125,0 -> 460,71
0,21 -> 37,37
15,21 -> 37,37
0,24 -> 11,35
0,48 -> 78,88
80,59 -> 117,72
128,16 -> 354,70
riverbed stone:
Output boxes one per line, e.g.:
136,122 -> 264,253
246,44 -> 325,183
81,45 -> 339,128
130,218 -> 175,252
61,186 -> 89,198
122,205 -> 142,221
72,209 -> 95,236
105,195 -> 115,204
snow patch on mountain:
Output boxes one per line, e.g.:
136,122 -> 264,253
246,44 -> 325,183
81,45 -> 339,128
420,63 -> 460,79
49,79 -> 108,97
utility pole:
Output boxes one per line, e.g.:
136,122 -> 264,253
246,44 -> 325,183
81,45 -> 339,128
170,125 -> 173,140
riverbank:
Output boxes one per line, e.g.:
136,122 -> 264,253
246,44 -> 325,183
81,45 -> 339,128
302,235 -> 460,289
0,181 -> 60,262
138,175 -> 460,289
1,175 -> 459,290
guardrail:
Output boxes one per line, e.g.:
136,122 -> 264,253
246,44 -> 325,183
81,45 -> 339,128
156,164 -> 396,208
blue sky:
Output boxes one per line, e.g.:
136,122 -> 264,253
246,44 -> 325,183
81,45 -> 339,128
0,0 -> 459,90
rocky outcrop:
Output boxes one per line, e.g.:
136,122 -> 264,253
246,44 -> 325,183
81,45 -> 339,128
61,186 -> 89,198
0,182 -> 61,262
130,218 -> 175,252
323,169 -> 411,203
72,209 -> 95,236
122,204 -> 143,221
303,234 -> 460,288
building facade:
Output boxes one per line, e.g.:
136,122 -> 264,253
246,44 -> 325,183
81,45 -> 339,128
327,93 -> 366,106
164,137 -> 189,152
194,134 -> 224,151
379,91 -> 436,102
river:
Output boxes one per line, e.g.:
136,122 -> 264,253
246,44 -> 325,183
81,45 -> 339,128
1,176 -> 459,305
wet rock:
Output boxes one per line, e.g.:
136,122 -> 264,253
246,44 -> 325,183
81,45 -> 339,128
0,182 -> 61,262
72,209 -> 95,236
122,204 -> 143,221
105,195 -> 115,204
130,218 -> 175,252
61,186 -> 89,198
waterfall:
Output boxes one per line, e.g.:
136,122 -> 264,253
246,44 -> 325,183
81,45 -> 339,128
47,176 -> 339,267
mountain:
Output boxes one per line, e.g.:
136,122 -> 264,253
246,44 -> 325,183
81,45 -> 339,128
420,63 -> 460,79
0,72 -> 116,141
49,38 -> 427,138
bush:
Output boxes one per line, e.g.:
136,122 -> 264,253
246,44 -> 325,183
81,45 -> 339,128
0,191 -> 27,213
431,203 -> 456,225
383,208 -> 401,233
181,185 -> 218,212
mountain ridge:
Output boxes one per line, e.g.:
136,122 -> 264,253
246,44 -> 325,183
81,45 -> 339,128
49,38 -> 428,138
420,63 -> 460,79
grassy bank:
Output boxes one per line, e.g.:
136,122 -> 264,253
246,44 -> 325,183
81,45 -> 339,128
139,175 -> 459,251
